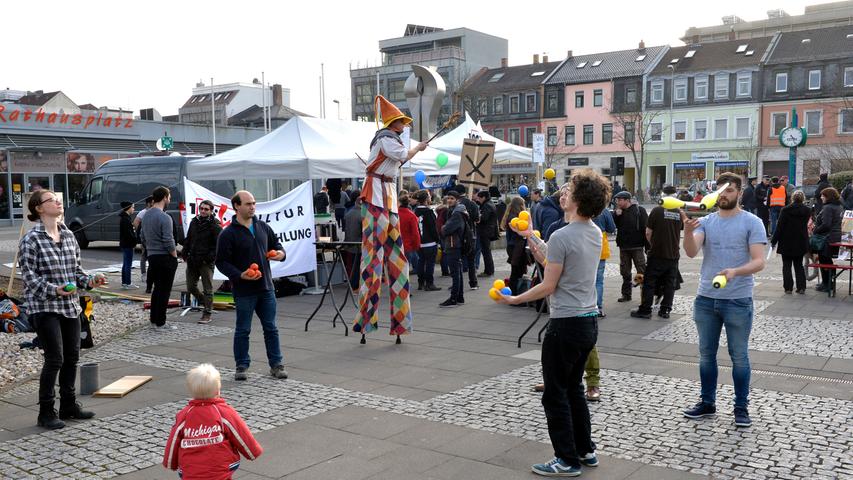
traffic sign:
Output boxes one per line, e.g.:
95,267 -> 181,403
156,136 -> 174,151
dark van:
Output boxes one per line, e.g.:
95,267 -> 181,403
65,154 -> 235,248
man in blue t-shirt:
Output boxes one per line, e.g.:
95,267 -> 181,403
681,172 -> 766,428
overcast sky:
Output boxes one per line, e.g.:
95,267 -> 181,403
5,0 -> 812,120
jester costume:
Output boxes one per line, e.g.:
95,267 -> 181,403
353,96 -> 414,342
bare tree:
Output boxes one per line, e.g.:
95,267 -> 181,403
611,108 -> 665,199
731,123 -> 760,177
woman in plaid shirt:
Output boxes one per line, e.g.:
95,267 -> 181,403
19,189 -> 105,430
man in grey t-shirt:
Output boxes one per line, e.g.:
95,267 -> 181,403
497,170 -> 610,476
682,172 -> 766,429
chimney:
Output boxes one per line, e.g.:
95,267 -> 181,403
533,54 -> 540,64
728,27 -> 736,41
567,50 -> 573,58
501,57 -> 508,68
543,54 -> 549,63
272,84 -> 283,106
638,39 -> 645,50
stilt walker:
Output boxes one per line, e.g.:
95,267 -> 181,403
354,96 -> 427,344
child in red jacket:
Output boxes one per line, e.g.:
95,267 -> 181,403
163,364 -> 262,479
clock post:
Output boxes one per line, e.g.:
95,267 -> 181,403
778,107 -> 807,185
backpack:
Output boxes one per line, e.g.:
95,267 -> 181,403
460,218 -> 475,257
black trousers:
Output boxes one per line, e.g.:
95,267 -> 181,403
818,252 -> 835,287
781,254 -> 806,292
541,316 -> 598,467
445,248 -> 463,302
638,257 -> 679,313
507,245 -> 527,293
478,235 -> 494,275
148,254 -> 178,326
463,237 -> 478,287
34,312 -> 80,405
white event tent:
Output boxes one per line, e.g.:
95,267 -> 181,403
186,116 -> 458,180
405,112 -> 533,176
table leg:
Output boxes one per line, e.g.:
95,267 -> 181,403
325,250 -> 349,336
304,249 -> 332,332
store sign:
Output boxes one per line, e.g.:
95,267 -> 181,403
673,162 -> 707,170
714,161 -> 748,168
0,105 -> 134,129
567,158 -> 589,166
691,151 -> 729,162
493,162 -> 533,170
10,151 -> 65,172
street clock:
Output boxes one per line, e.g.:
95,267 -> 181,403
779,127 -> 806,148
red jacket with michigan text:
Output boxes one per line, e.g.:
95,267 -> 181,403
163,397 -> 263,480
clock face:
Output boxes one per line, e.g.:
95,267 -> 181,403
780,127 -> 804,147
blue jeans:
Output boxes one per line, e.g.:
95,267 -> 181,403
595,260 -> 606,310
769,206 -> 782,234
406,251 -> 419,277
233,290 -> 283,369
121,247 -> 134,285
693,295 -> 753,408
445,248 -> 463,302
418,245 -> 437,286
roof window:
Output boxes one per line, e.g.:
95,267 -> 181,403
745,50 -> 754,56
669,58 -> 679,64
576,62 -> 587,68
531,71 -> 546,77
685,50 -> 696,58
488,73 -> 505,82
635,55 -> 646,61
736,44 -> 748,53
591,60 -> 602,67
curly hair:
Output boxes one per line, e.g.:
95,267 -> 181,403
569,169 -> 611,218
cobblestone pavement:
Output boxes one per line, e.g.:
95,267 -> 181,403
0,322 -> 850,479
644,296 -> 853,359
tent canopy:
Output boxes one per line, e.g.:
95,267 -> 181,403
186,116 -> 457,180
405,112 -> 533,176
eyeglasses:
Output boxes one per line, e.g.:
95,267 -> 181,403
39,197 -> 62,205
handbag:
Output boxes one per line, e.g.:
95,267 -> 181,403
79,295 -> 94,349
809,233 -> 827,253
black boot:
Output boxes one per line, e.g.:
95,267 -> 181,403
424,284 -> 442,292
38,402 -> 65,430
417,280 -> 424,291
59,397 -> 95,420
396,335 -> 402,345
360,333 -> 366,345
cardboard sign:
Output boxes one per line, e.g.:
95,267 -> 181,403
457,139 -> 496,196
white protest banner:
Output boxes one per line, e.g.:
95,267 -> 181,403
182,178 -> 316,279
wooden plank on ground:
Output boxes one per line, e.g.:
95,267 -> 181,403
93,375 -> 153,398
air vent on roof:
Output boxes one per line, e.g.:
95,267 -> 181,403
592,60 -> 602,67
736,44 -> 748,53
488,73 -> 505,82
670,58 -> 679,64
576,62 -> 587,68
802,38 -> 811,44
531,71 -> 546,77
635,55 -> 646,61
685,50 -> 696,58
745,50 -> 754,56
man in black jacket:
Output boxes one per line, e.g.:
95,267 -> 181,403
741,178 -> 757,214
439,191 -> 467,307
215,191 -> 287,381
813,173 -> 831,214
183,200 -> 222,324
613,191 -> 647,302
413,190 -> 441,292
474,190 -> 497,277
755,176 -> 771,233
454,184 -> 480,289
119,201 -> 137,290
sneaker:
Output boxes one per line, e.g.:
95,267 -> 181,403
683,401 -> 716,419
784,290 -> 792,294
197,313 -> 212,324
270,365 -> 288,379
617,296 -> 631,303
796,289 -> 805,294
597,311 -> 606,319
234,367 -> 248,381
469,284 -> 479,290
455,298 -> 465,305
439,299 -> 458,308
121,284 -> 139,290
630,309 -> 651,319
155,323 -> 178,331
658,310 -> 671,319
424,284 -> 442,292
734,406 -> 752,427
531,457 -> 581,477
580,452 -> 599,467
585,386 -> 600,402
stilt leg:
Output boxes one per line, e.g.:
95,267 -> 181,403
396,335 -> 401,345
360,333 -> 366,345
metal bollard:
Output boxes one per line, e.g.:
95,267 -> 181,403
79,363 -> 99,395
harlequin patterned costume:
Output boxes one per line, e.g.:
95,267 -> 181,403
353,96 -> 414,340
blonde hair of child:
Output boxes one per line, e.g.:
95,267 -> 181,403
186,363 -> 221,399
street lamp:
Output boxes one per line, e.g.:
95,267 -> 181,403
332,99 -> 341,120
667,64 -> 675,187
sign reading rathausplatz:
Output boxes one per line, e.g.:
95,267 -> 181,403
0,105 -> 134,129
181,178 -> 317,280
